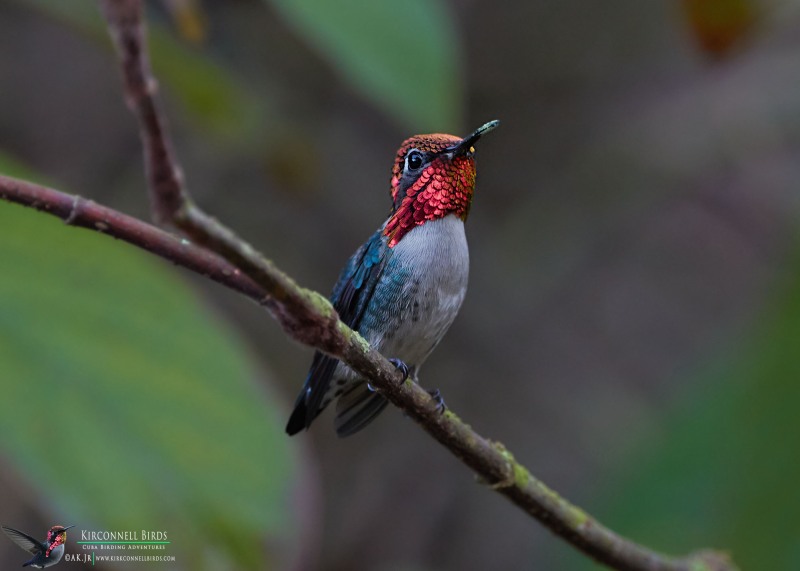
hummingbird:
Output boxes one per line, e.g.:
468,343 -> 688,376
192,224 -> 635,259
1,524 -> 75,568
286,120 -> 499,437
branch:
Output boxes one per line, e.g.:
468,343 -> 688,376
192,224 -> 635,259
99,0 -> 345,354
0,175 -> 735,571
0,2 -> 739,570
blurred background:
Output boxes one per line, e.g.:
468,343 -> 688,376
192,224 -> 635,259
1,0 -> 799,569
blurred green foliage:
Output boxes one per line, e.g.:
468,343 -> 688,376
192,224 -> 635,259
581,255 -> 800,569
0,158 -> 298,569
266,0 -> 463,132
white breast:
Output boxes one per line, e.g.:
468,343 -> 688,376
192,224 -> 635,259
376,214 -> 469,368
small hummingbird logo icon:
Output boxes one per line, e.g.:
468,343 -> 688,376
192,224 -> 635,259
2,524 -> 75,568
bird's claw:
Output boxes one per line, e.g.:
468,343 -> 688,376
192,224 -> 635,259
389,358 -> 410,383
427,388 -> 446,414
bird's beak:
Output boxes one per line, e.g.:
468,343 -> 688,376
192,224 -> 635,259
62,526 -> 76,531
447,119 -> 500,157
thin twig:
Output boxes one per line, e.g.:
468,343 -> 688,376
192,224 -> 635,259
0,2 -> 740,570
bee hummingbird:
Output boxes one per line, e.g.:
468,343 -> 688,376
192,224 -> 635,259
286,120 -> 499,437
2,524 -> 75,568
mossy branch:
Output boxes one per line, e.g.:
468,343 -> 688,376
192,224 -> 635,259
0,2 -> 740,570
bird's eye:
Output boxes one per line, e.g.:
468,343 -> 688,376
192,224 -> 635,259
406,150 -> 424,171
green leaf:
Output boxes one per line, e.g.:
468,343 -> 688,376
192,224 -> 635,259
588,253 -> 800,570
0,170 -> 299,568
266,0 -> 464,131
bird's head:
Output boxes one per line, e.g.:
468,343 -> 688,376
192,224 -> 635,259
47,525 -> 74,546
385,120 -> 499,248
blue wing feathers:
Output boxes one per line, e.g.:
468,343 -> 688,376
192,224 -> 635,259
286,230 -> 391,435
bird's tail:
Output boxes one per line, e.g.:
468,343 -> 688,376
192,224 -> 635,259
334,383 -> 389,437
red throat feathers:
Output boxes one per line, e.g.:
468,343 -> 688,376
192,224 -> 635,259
385,134 -> 477,248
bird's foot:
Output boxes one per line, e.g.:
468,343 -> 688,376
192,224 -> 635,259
427,388 -> 446,414
389,358 -> 410,383
367,359 -> 410,392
